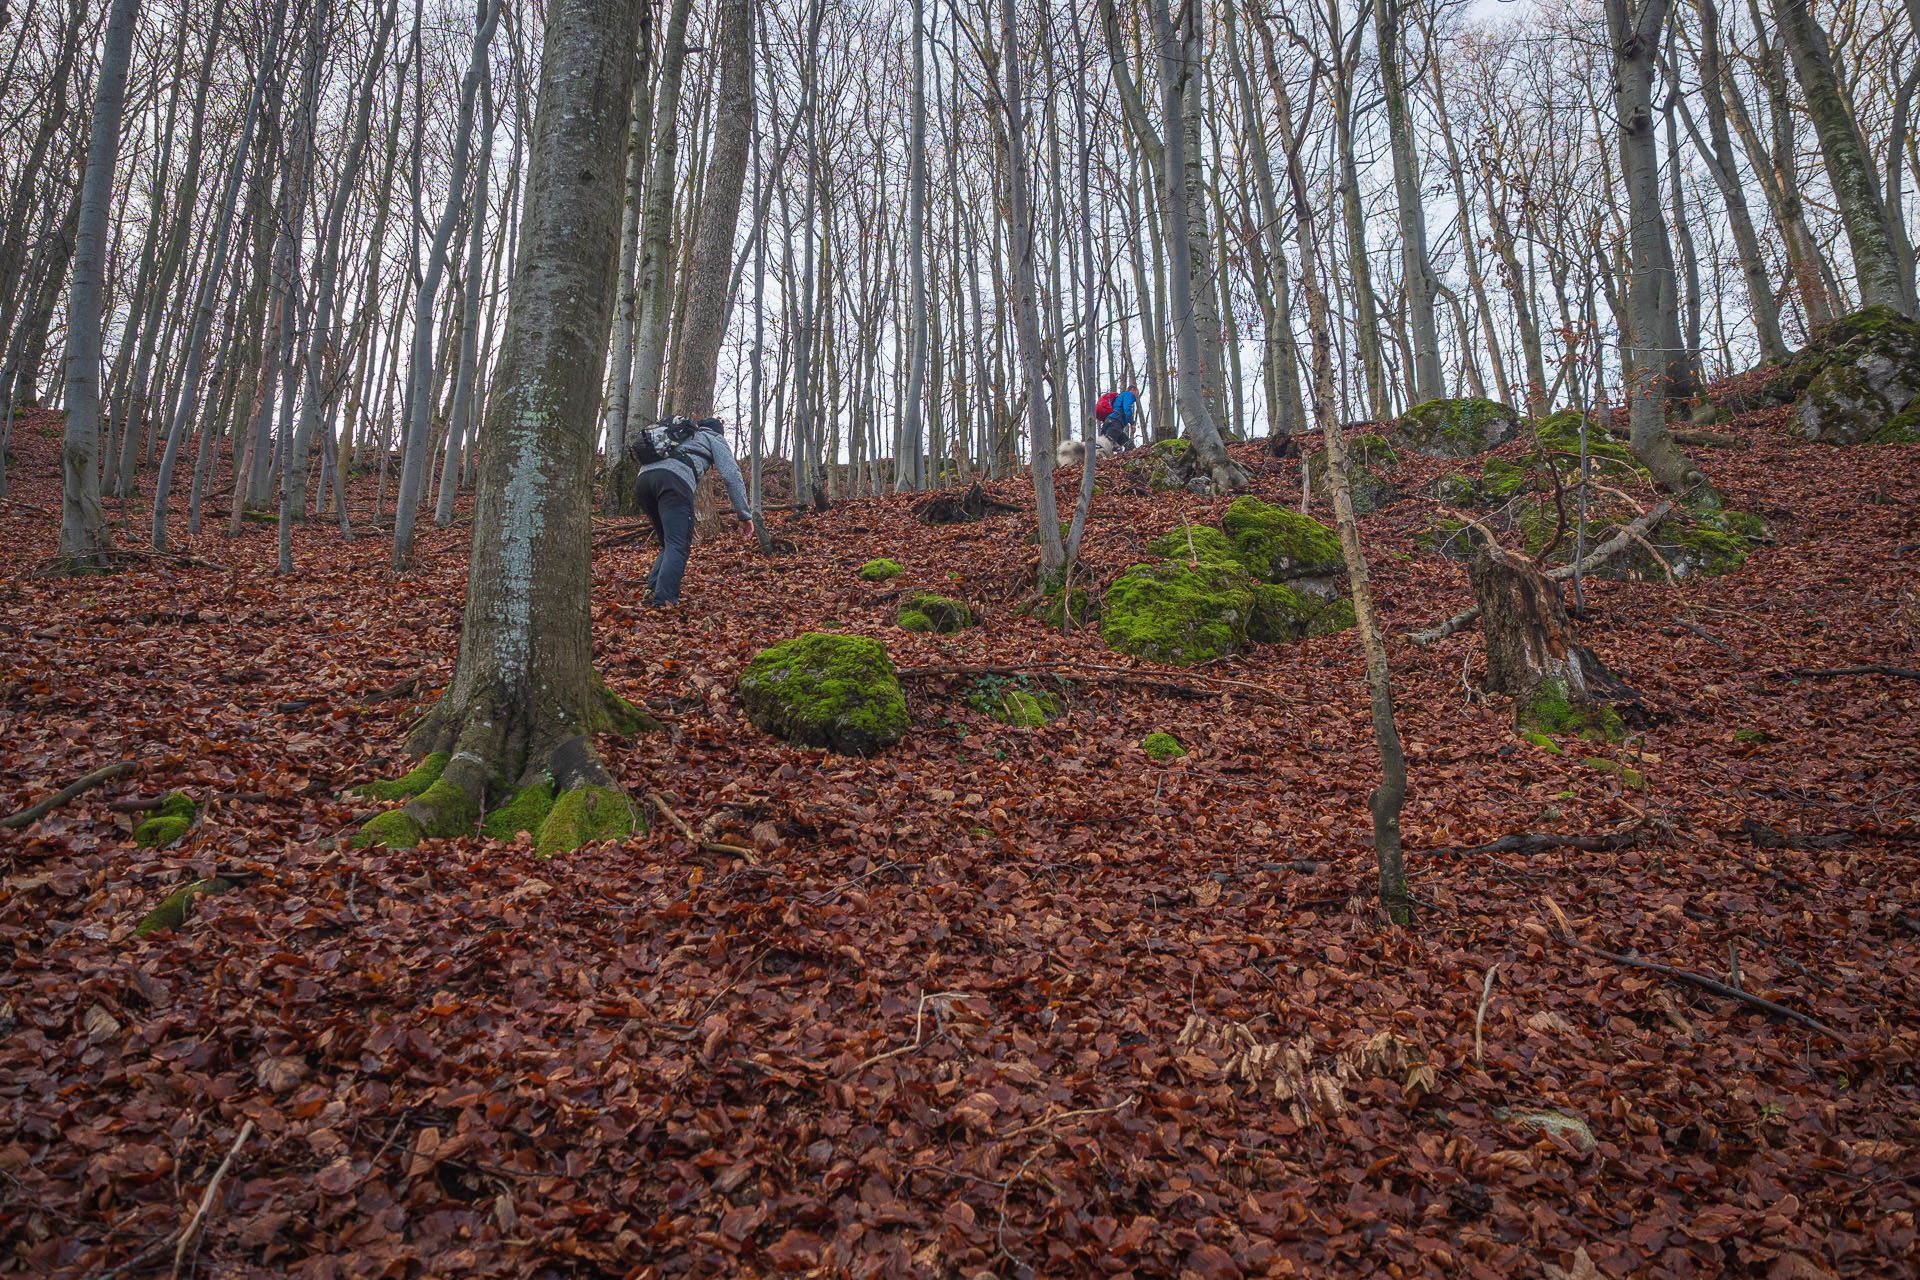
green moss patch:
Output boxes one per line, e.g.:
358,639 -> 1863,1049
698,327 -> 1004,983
1249,583 -> 1353,642
534,785 -> 637,856
1219,497 -> 1342,579
352,751 -> 449,802
592,686 -> 661,736
1519,731 -> 1564,754
1306,435 -> 1398,513
135,877 -> 234,936
1519,679 -> 1624,741
351,807 -> 427,849
133,792 -> 198,847
482,780 -> 556,842
738,633 -> 909,754
1140,732 -> 1186,761
1100,558 -> 1254,666
896,593 -> 973,634
984,690 -> 1060,727
858,558 -> 903,582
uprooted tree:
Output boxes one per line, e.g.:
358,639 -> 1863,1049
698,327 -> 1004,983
354,0 -> 656,854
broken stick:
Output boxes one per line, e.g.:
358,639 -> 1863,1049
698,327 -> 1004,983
1,760 -> 138,829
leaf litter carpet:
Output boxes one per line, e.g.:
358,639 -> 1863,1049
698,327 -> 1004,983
1,405 -> 1916,1278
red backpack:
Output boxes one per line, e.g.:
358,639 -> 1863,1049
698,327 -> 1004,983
1094,390 -> 1116,419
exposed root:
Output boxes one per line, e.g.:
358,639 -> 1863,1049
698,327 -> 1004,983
351,675 -> 654,853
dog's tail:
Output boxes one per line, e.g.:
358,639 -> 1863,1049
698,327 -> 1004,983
1056,439 -> 1087,468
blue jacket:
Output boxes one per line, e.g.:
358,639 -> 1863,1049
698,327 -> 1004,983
1110,390 -> 1137,421
641,427 -> 752,516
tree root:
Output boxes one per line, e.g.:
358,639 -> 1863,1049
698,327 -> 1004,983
351,677 -> 654,854
1,760 -> 139,829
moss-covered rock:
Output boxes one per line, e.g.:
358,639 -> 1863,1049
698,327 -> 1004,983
1146,438 -> 1195,492
858,558 -> 903,582
1148,522 -> 1237,565
135,877 -> 234,936
535,785 -> 637,855
352,752 -> 449,802
1770,306 -> 1920,444
1249,583 -> 1354,642
1100,558 -> 1255,665
738,633 -> 909,754
1390,398 -> 1521,458
1028,583 -> 1096,629
1219,497 -> 1342,580
133,792 -> 198,848
1306,434 -> 1398,513
896,593 -> 974,634
1140,732 -> 1186,761
482,780 -> 556,842
1502,498 -> 1763,581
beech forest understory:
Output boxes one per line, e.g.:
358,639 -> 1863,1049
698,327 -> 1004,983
2,392 -> 1916,1278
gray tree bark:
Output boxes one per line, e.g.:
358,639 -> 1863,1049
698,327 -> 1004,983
57,0 -> 141,573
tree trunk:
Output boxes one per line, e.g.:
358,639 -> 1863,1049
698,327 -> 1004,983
1153,0 -> 1245,492
1772,0 -> 1915,316
1376,0 -> 1443,402
671,0 -> 753,419
626,0 -> 696,434
57,0 -> 141,573
359,0 -> 654,853
1607,0 -> 1712,499
1273,60 -> 1408,924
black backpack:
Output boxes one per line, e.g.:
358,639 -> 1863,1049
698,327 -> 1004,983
626,415 -> 699,467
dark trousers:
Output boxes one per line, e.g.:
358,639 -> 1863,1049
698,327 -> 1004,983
637,469 -> 695,605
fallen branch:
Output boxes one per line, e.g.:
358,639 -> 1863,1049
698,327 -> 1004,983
1407,502 -> 1672,645
1668,429 -> 1750,449
172,1119 -> 254,1278
1418,828 -> 1643,859
1540,895 -> 1850,1046
1778,664 -> 1920,681
1,760 -> 138,829
995,1094 -> 1135,1141
647,792 -> 758,864
1474,964 -> 1499,1068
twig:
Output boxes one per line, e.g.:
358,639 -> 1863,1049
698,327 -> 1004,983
171,1119 -> 254,1278
1474,964 -> 1499,1068
1407,502 -> 1672,644
1778,664 -> 1920,681
1,760 -> 138,829
843,990 -> 932,1076
647,792 -> 699,841
995,1095 -> 1136,1141
1539,896 -> 1850,1045
1728,939 -> 1742,992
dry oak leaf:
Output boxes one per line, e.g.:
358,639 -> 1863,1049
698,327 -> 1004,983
80,1005 -> 121,1045
1682,1204 -> 1749,1243
1542,1246 -> 1601,1280
256,1055 -> 307,1095
947,1090 -> 1000,1130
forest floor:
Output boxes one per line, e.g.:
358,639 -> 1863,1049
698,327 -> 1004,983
1,398 -> 1917,1279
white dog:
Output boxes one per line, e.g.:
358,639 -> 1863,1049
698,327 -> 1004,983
1055,435 -> 1125,468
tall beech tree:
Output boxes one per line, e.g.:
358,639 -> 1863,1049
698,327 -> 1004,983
355,0 -> 654,854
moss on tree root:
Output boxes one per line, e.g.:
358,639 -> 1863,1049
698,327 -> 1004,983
534,785 -> 637,856
352,751 -> 450,802
133,792 -> 198,847
135,877 -> 233,935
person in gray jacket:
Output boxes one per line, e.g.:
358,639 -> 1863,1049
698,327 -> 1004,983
636,417 -> 753,606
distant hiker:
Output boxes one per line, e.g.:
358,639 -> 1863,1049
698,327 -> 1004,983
628,415 -> 752,607
1060,386 -> 1139,466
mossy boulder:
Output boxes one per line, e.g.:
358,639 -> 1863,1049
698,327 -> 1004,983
738,633 -> 909,754
1428,455 -> 1537,508
1250,583 -> 1354,642
1219,497 -> 1342,580
1306,435 -> 1398,512
1763,306 -> 1920,444
1100,558 -> 1255,665
858,558 -> 903,582
896,593 -> 974,634
1146,438 -> 1195,492
133,792 -> 198,848
1389,398 -> 1521,458
1140,732 -> 1186,761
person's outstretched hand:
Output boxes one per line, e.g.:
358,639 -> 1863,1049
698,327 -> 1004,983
736,514 -> 754,534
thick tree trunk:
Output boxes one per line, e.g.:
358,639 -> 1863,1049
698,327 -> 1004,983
1608,0 -> 1713,499
1153,0 -> 1245,492
600,13 -> 652,518
358,0 -> 653,853
672,0 -> 753,419
1376,0 -> 1443,402
57,0 -> 140,573
1773,0 -> 1915,316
